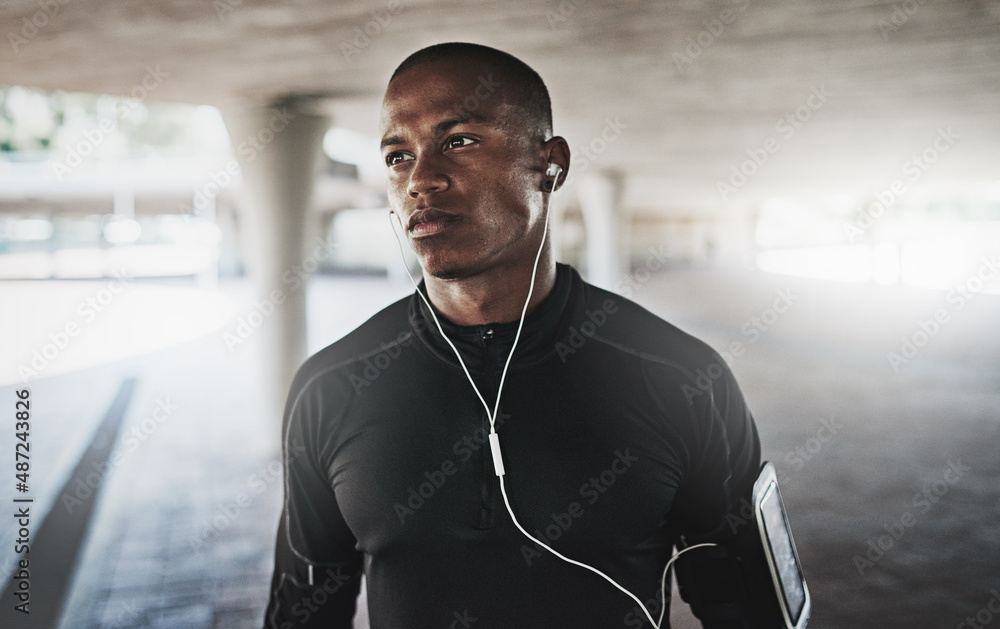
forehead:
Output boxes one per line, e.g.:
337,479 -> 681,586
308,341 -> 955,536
379,59 -> 513,134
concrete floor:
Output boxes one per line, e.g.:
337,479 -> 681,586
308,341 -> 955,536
1,264 -> 997,628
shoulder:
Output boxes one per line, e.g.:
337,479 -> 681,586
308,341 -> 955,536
571,274 -> 724,375
286,293 -> 413,410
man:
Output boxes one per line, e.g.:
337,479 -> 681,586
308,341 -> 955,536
264,43 -> 760,628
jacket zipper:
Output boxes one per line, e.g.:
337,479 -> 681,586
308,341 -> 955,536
478,326 -> 497,529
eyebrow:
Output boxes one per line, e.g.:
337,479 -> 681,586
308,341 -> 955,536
380,113 -> 490,150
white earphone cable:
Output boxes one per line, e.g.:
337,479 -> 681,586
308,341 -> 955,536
387,168 -> 714,628
386,167 -> 559,435
388,212 -> 494,420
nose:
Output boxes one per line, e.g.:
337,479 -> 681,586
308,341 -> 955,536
406,152 -> 450,198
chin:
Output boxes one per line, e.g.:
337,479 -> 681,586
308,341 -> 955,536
418,251 -> 483,281
422,262 -> 469,281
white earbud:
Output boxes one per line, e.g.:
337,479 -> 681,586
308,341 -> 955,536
544,163 -> 563,191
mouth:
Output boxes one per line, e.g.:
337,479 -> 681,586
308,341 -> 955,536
406,208 -> 461,238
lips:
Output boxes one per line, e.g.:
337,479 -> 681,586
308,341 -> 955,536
406,208 -> 461,238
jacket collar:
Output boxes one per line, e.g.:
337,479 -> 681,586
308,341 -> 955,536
408,263 -> 578,375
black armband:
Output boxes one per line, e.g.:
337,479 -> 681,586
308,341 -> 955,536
675,462 -> 811,629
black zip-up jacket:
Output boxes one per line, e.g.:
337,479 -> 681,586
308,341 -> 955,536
264,263 -> 760,628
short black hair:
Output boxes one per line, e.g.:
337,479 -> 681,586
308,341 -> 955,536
389,42 -> 553,140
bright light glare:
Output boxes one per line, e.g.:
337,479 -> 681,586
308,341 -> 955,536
872,243 -> 900,285
103,217 -> 142,244
756,191 -> 1000,293
323,128 -> 375,165
757,229 -> 1000,293
4,218 -> 54,241
756,245 -> 872,283
901,237 -> 987,290
756,198 -> 846,248
190,105 -> 232,152
0,281 -> 235,386
155,215 -> 222,246
981,181 -> 1000,203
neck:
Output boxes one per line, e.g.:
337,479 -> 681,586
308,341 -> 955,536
424,250 -> 557,327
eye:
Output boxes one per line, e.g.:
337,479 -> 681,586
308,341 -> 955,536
385,151 -> 413,167
444,135 -> 477,150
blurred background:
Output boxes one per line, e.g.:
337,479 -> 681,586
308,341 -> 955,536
0,0 -> 998,627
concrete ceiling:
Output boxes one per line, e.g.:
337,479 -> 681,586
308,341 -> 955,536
2,0 -> 999,211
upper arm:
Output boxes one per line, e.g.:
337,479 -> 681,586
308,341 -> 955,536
264,377 -> 364,628
668,347 -> 761,542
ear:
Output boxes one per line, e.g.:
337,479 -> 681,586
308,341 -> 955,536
542,136 -> 571,192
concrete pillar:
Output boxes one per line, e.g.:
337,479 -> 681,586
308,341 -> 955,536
577,171 -> 625,289
222,100 -> 330,429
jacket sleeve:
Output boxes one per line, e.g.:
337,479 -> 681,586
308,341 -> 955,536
671,347 -> 761,542
670,348 -> 772,629
263,375 -> 364,628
